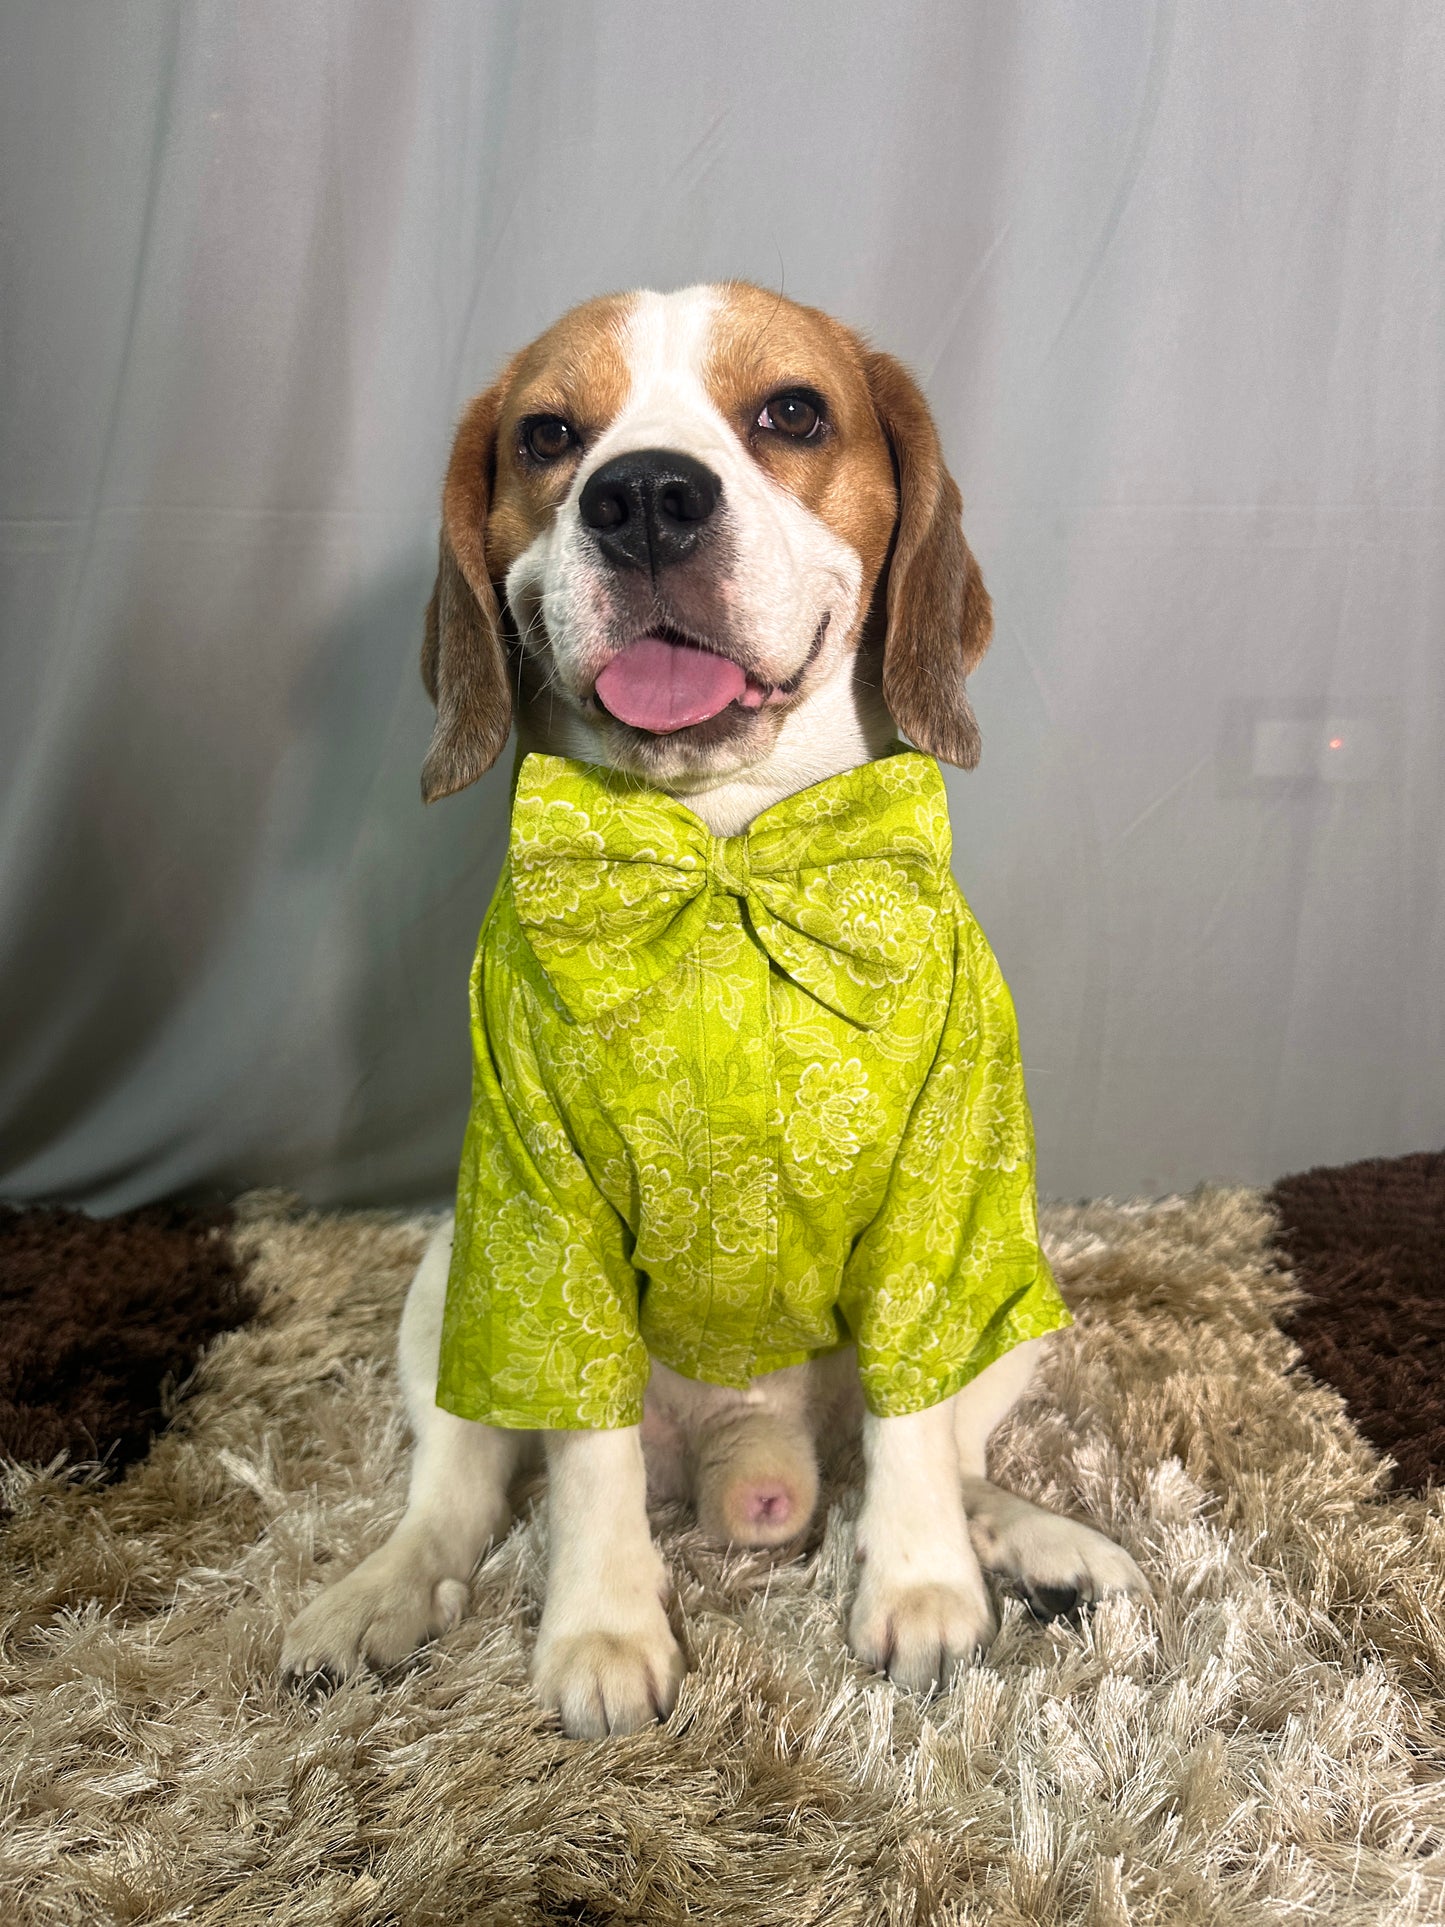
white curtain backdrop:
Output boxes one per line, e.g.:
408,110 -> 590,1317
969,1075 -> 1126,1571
2,1 -> 1441,1212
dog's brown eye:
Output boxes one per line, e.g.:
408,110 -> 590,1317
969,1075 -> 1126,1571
758,392 -> 822,440
524,417 -> 575,461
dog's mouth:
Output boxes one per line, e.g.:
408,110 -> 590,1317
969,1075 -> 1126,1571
591,619 -> 828,736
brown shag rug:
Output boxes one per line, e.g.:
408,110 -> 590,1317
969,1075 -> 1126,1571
1271,1150 -> 1445,1493
3,1188 -> 1445,1924
0,1202 -> 254,1483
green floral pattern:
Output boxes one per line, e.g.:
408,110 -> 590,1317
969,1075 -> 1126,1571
437,749 -> 1071,1430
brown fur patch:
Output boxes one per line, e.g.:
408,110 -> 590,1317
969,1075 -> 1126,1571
704,286 -> 993,767
484,293 -> 636,584
421,375 -> 518,802
864,348 -> 993,769
703,282 -> 898,606
421,298 -> 637,801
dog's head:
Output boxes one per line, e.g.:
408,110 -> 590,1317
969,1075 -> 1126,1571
421,283 -> 992,802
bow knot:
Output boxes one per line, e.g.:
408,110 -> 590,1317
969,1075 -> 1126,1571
508,751 -> 953,1030
707,835 -> 752,896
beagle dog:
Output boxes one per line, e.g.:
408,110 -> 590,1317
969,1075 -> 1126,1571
282,284 -> 1147,1737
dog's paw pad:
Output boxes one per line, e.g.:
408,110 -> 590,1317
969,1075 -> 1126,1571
969,1499 -> 1152,1613
1021,1581 -> 1084,1624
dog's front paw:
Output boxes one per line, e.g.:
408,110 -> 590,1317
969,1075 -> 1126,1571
847,1571 -> 997,1694
964,1484 -> 1152,1622
282,1538 -> 470,1683
533,1602 -> 685,1738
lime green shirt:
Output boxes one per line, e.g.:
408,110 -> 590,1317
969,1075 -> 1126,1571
436,748 -> 1071,1431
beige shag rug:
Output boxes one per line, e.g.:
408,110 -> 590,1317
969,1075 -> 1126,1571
4,1189 -> 1445,1925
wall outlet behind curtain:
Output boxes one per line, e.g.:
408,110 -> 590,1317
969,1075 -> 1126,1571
1216,704 -> 1392,796
1249,715 -> 1385,783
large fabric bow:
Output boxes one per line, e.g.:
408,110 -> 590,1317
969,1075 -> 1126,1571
507,750 -> 953,1030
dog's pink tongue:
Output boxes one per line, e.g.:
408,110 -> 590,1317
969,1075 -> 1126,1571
594,636 -> 747,733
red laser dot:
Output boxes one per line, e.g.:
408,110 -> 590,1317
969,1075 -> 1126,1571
1328,736 -> 1344,750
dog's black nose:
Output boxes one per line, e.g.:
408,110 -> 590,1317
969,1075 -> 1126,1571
578,449 -> 721,571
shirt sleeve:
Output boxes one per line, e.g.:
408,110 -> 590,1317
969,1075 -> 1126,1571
839,892 -> 1073,1418
435,894 -> 649,1430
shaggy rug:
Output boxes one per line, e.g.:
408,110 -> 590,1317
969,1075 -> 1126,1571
0,1201 -> 253,1483
3,1188 -> 1445,1924
1271,1150 -> 1445,1492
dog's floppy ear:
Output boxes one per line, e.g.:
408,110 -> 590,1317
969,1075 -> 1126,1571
420,376 -> 515,803
863,350 -> 993,769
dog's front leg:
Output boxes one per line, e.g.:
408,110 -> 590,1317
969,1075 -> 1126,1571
953,1337 -> 1151,1617
533,1425 -> 685,1739
848,1398 -> 996,1692
283,1217 -> 523,1680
